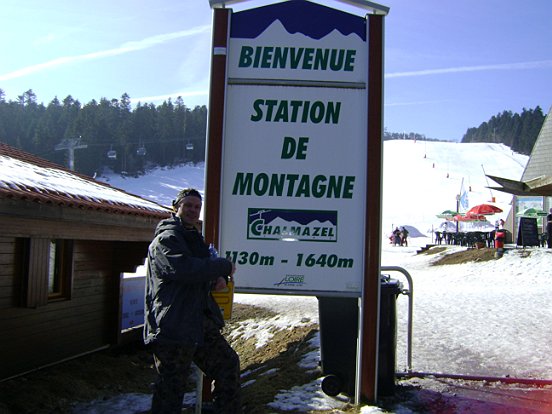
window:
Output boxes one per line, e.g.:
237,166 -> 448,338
23,238 -> 73,307
47,239 -> 73,300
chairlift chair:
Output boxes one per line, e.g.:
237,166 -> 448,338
107,148 -> 117,160
137,146 -> 147,156
186,142 -> 194,151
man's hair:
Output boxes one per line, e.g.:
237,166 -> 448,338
172,188 -> 202,210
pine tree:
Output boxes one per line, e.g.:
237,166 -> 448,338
461,107 -> 544,155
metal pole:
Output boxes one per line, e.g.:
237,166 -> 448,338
203,7 -> 229,246
358,11 -> 385,405
194,366 -> 204,414
456,194 -> 460,233
54,137 -> 87,171
200,6 -> 230,408
381,266 -> 413,373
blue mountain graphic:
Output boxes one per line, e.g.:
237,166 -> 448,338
230,0 -> 366,41
249,208 -> 337,226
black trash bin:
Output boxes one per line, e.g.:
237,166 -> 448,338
378,276 -> 402,396
318,296 -> 358,397
318,276 -> 402,398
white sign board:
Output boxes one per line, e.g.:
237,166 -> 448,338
219,1 -> 368,295
121,276 -> 145,330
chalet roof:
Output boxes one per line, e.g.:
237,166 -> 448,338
0,143 -> 171,219
487,174 -> 552,197
521,106 -> 552,182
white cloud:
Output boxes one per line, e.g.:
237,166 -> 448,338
0,25 -> 211,81
386,59 -> 552,79
385,99 -> 455,107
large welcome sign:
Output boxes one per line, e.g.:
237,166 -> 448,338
215,1 -> 370,295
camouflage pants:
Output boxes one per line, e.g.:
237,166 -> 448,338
151,318 -> 241,414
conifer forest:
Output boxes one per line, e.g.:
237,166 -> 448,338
0,89 -> 544,177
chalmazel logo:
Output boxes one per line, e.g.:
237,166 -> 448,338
274,274 -> 305,287
247,208 -> 337,242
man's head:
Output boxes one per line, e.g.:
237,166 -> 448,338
172,188 -> 202,226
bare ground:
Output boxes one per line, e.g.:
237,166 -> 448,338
426,246 -> 499,265
0,303 -> 334,414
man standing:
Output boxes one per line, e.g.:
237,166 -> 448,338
547,208 -> 552,248
144,188 -> 241,413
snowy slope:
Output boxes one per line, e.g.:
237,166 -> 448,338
101,140 -> 528,235
382,140 -> 527,235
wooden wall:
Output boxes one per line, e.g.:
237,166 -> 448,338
0,237 -> 20,309
0,236 -> 149,380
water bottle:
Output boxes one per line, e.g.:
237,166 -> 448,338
209,243 -> 218,258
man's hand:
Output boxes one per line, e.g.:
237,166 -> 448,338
213,276 -> 228,291
213,260 -> 235,291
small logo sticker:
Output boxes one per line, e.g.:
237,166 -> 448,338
274,274 -> 305,287
248,208 -> 337,242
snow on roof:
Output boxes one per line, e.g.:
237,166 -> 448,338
0,143 -> 171,219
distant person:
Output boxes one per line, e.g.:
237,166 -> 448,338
401,226 -> 409,246
539,232 -> 547,248
488,229 -> 496,248
443,230 -> 454,245
435,231 -> 442,245
547,208 -> 552,249
393,227 -> 401,246
144,188 -> 241,414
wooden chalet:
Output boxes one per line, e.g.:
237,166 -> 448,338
0,143 -> 171,380
487,106 -> 552,239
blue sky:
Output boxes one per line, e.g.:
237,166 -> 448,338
1,0 -> 550,141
